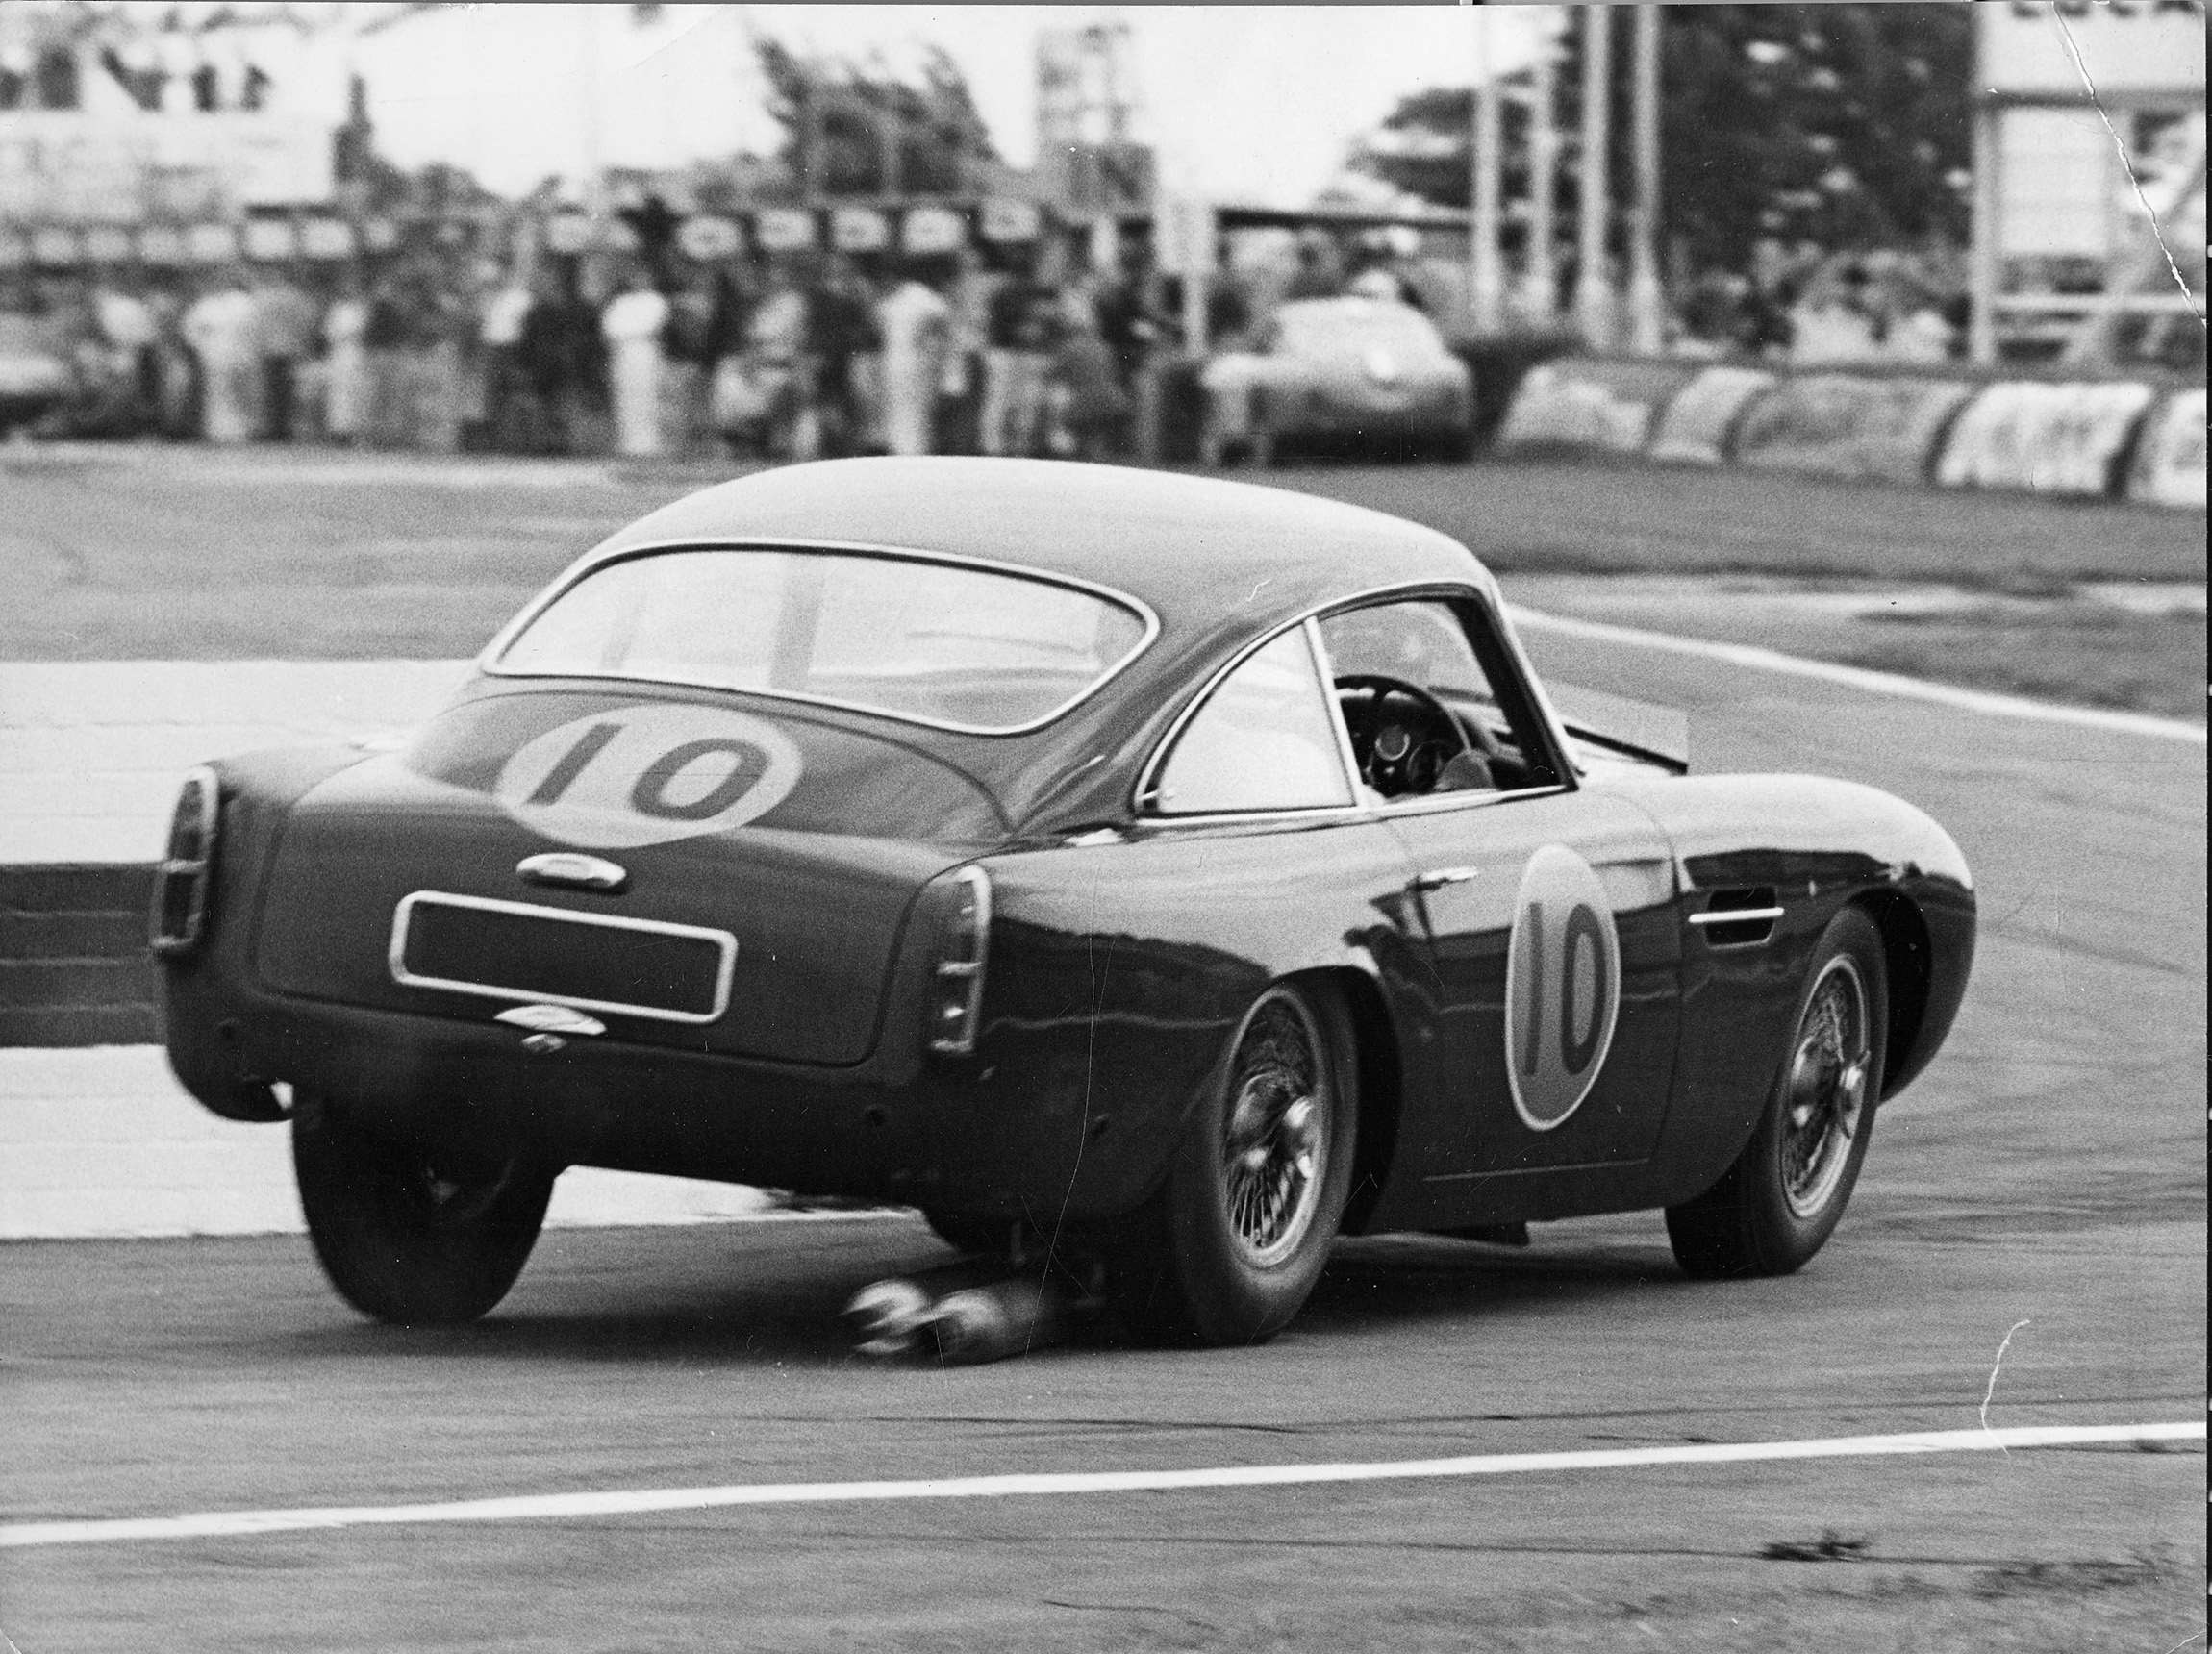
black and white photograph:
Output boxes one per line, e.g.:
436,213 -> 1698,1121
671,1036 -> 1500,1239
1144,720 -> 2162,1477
1,3 -> 2203,1649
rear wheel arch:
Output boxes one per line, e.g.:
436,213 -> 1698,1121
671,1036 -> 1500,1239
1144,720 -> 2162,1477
1850,890 -> 1931,1101
1286,965 -> 1401,1236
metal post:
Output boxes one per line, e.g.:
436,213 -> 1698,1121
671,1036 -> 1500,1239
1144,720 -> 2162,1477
1572,2 -> 1615,350
1968,100 -> 1999,365
1523,19 -> 1561,326
1626,4 -> 1664,354
1470,9 -> 1505,334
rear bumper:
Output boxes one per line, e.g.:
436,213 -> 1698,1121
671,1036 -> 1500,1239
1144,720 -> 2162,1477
161,962 -> 1198,1225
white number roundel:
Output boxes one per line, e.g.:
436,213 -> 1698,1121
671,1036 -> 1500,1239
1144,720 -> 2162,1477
493,704 -> 802,849
1503,844 -> 1622,1132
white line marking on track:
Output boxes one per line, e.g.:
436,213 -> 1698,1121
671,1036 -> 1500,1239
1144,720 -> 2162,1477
4,1421 -> 2199,1551
1507,605 -> 2209,745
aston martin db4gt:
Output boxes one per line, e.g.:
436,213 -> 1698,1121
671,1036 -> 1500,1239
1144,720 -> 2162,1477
155,458 -> 1974,1345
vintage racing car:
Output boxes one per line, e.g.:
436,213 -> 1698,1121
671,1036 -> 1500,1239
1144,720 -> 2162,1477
154,459 -> 1974,1345
1198,295 -> 1475,466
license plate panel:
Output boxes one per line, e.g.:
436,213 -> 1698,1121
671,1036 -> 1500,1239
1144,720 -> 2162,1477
390,891 -> 736,1024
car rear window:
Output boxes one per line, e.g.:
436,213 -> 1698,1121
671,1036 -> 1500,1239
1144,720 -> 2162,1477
492,548 -> 1150,734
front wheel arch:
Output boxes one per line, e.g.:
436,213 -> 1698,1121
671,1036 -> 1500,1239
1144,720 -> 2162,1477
1852,890 -> 1932,1101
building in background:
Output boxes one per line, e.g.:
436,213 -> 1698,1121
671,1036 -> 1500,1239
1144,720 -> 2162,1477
1971,0 -> 2206,364
0,2 -> 344,226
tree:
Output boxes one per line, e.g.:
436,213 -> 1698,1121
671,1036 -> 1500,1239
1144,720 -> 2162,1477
752,36 -> 998,199
1344,5 -> 1973,274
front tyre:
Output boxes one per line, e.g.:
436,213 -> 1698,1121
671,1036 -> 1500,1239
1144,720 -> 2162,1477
1666,908 -> 1887,1280
1107,981 -> 1357,1345
292,1091 -> 556,1325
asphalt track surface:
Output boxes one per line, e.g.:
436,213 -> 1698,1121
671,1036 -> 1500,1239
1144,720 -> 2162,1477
3,465 -> 2206,1651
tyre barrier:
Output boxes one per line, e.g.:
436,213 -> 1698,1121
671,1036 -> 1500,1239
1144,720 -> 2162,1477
1934,380 -> 2158,498
1491,355 -> 2199,508
1646,365 -> 1776,466
1495,358 -> 1700,457
2127,388 -> 2208,511
1733,373 -> 1977,487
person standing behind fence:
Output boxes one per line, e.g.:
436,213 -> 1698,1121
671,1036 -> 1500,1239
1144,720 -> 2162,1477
182,266 -> 259,444
91,271 -> 157,434
876,264 -> 949,457
148,279 -> 202,440
937,247 -> 994,455
807,255 -> 878,459
982,258 -> 1053,456
252,264 -> 318,441
477,264 -> 534,452
602,263 -> 670,460
321,270 -> 370,444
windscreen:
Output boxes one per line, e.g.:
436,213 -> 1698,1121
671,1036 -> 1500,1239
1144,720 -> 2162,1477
494,549 -> 1149,733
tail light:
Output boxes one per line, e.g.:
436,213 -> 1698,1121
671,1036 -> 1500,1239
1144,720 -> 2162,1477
926,866 -> 992,1056
150,766 -> 220,957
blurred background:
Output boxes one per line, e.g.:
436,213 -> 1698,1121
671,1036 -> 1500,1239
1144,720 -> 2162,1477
0,1 -> 2201,461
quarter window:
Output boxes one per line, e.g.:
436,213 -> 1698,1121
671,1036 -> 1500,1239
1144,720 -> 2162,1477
1152,629 -> 1355,815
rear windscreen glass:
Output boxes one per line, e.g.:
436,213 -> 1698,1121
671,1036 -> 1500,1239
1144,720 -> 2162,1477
494,549 -> 1149,733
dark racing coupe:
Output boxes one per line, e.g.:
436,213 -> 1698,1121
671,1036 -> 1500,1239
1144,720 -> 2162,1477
154,458 -> 1974,1346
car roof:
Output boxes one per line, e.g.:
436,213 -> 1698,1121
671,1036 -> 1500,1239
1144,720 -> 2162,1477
584,457 -> 1497,638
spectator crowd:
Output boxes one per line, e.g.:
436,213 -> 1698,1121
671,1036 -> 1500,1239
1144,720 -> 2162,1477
0,233 -> 1213,463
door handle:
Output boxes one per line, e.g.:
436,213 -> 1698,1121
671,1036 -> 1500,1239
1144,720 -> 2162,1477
1410,866 -> 1480,893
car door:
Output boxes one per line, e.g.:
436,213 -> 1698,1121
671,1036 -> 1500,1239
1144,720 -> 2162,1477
1313,595 -> 1683,1190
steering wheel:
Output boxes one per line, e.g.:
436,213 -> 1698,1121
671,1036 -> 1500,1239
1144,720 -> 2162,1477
1333,673 -> 1485,798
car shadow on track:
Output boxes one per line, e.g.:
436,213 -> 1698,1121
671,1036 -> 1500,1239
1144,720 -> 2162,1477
270,1221 -> 1689,1366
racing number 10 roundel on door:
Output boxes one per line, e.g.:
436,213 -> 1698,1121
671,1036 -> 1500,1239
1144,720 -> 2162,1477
1503,844 -> 1622,1132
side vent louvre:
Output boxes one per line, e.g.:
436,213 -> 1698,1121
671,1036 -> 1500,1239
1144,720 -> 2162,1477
1688,886 -> 1782,948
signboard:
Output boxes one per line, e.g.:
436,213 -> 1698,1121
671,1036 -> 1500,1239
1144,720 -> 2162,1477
902,205 -> 967,254
1154,196 -> 1215,277
980,198 -> 1041,243
30,227 -> 83,265
830,207 -> 890,253
243,218 -> 299,262
138,225 -> 187,264
0,112 -> 335,224
676,215 -> 743,261
300,217 -> 355,260
1995,106 -> 2119,258
754,207 -> 817,252
543,213 -> 592,255
83,225 -> 135,263
186,223 -> 240,263
1979,2 -> 2205,98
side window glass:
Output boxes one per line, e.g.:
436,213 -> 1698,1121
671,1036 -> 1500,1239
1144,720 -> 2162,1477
1152,629 -> 1354,815
1317,598 -> 1563,801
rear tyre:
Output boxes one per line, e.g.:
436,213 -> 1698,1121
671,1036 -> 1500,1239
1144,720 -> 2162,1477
1105,981 -> 1357,1345
1666,909 -> 1887,1280
292,1091 -> 555,1325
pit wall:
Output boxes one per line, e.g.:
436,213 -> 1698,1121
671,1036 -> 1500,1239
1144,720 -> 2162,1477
1495,357 -> 2207,510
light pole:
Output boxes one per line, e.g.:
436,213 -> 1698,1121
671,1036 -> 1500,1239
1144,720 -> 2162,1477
1522,17 -> 1561,327
1626,4 -> 1665,353
1572,2 -> 1614,349
1469,7 -> 1504,334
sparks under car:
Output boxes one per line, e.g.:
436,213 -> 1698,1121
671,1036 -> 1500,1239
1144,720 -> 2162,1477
154,458 -> 1975,1345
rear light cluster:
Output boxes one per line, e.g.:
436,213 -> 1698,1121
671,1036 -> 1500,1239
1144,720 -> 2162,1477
927,866 -> 992,1056
149,766 -> 220,957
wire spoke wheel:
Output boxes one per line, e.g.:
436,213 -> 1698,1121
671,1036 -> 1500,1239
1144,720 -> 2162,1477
1219,992 -> 1332,1268
1778,956 -> 1870,1219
